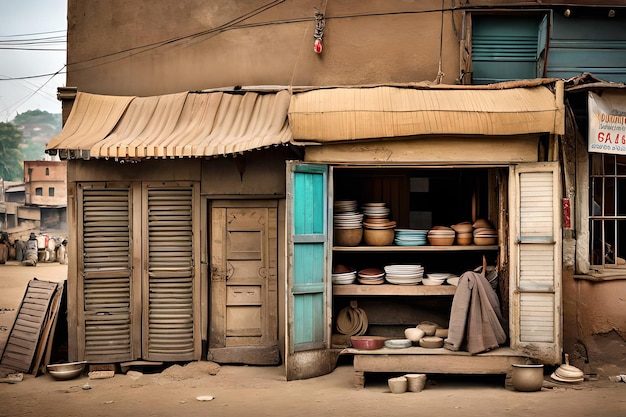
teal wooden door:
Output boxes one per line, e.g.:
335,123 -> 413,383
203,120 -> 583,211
285,162 -> 335,380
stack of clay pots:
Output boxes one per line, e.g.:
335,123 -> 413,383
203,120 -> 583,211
473,218 -> 498,245
333,200 -> 363,246
362,202 -> 396,246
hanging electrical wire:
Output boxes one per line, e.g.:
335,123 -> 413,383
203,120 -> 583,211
434,0 -> 446,84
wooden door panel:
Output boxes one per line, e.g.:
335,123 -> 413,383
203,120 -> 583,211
209,202 -> 279,364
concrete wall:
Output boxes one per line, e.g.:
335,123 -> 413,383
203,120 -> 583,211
66,0 -> 461,95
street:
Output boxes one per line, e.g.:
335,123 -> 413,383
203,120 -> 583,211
0,261 -> 625,417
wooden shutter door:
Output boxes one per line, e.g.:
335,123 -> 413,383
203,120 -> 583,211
142,183 -> 201,361
509,162 -> 562,364
78,183 -> 139,362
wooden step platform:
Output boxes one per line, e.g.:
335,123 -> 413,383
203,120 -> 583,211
340,346 -> 529,388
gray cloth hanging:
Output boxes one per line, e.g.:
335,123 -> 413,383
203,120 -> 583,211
444,270 -> 507,355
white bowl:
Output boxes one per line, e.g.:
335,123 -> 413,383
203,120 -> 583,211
47,361 -> 87,381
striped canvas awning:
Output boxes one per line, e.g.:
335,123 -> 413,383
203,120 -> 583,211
46,89 -> 293,159
288,81 -> 565,142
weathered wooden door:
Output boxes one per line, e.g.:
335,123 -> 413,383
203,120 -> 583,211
76,182 -> 200,363
209,200 -> 279,365
509,162 -> 562,364
285,162 -> 335,380
142,183 -> 201,361
77,183 -> 140,362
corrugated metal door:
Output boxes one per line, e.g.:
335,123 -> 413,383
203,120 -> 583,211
142,183 -> 200,361
78,184 -> 139,362
472,15 -> 548,84
285,162 -> 335,380
509,162 -> 562,364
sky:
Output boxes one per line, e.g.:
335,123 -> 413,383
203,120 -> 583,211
0,0 -> 67,121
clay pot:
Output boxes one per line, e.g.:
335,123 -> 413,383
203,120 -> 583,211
334,228 -> 363,246
511,364 -> 544,392
363,228 -> 395,246
455,232 -> 473,245
404,327 -> 425,342
388,376 -> 408,394
417,322 -> 438,336
405,374 -> 427,392
350,336 -> 386,350
419,336 -> 444,349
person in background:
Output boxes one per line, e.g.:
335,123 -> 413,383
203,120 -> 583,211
0,232 -> 8,264
22,233 -> 38,266
14,238 -> 25,262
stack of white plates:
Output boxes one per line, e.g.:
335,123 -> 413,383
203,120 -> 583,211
332,271 -> 357,285
361,202 -> 390,218
384,264 -> 424,285
357,268 -> 385,285
334,201 -> 363,229
394,229 -> 428,246
334,200 -> 358,213
334,212 -> 364,229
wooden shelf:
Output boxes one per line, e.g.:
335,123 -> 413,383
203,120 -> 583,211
333,245 -> 499,252
333,284 -> 456,296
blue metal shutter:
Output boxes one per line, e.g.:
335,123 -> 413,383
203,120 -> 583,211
472,15 -> 545,84
548,14 -> 626,83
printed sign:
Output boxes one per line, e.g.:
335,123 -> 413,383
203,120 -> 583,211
588,91 -> 626,155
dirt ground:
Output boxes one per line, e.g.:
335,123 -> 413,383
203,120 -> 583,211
1,261 -> 625,417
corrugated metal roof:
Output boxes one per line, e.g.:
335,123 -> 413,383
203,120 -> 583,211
46,92 -> 135,155
288,82 -> 565,142
47,90 -> 293,159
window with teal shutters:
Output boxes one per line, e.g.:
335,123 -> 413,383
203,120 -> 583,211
472,15 -> 548,84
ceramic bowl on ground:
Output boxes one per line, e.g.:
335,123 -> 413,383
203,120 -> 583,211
550,372 -> 584,383
404,327 -> 425,342
350,335 -> 387,350
334,227 -> 363,246
404,374 -> 427,392
419,336 -> 444,348
47,361 -> 87,381
511,364 -> 544,392
363,228 -> 395,246
388,376 -> 408,394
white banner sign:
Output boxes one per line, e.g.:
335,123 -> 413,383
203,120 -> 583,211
588,91 -> 626,155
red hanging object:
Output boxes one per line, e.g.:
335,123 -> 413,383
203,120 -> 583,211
314,38 -> 323,54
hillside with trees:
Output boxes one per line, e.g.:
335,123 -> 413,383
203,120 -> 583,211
0,110 -> 61,181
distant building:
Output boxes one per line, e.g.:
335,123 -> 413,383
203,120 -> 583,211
22,160 -> 67,231
0,180 -> 24,230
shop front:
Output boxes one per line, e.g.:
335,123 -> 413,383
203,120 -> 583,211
283,80 -> 566,382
